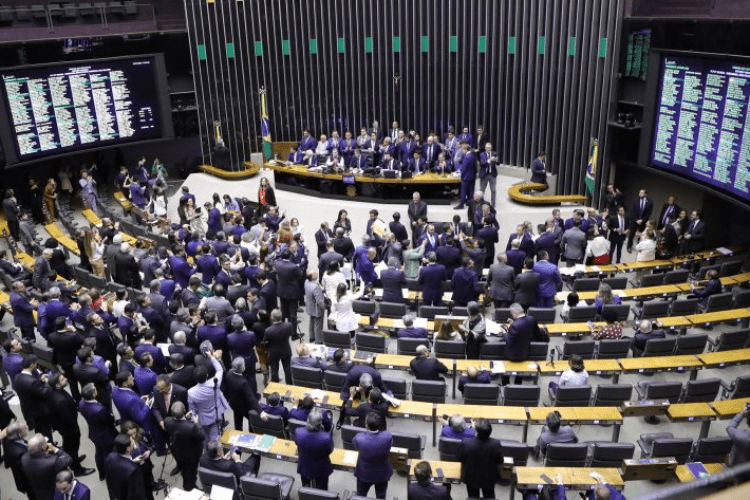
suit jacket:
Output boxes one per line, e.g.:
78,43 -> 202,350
436,244 -> 462,279
48,329 -> 85,367
294,427 -> 335,480
22,448 -> 74,500
275,259 -> 303,300
341,365 -> 389,401
657,202 -> 679,227
32,256 -> 52,291
419,264 -> 447,304
458,436 -> 503,489
479,151 -> 499,178
221,370 -> 260,415
685,219 -> 706,252
53,480 -> 91,500
631,197 -> 654,222
13,371 -> 51,419
514,270 -> 540,308
408,201 -> 428,225
163,416 -> 205,459
451,267 -> 479,304
408,482 -> 452,500
380,267 -> 407,304
505,249 -> 527,276
78,398 -> 118,445
199,454 -> 254,481
418,232 -> 440,255
353,430 -> 394,483
632,328 -> 666,351
150,383 -> 188,423
305,279 -> 326,317
533,260 -> 561,298
169,255 -> 195,290
2,351 -> 24,382
315,228 -> 333,257
112,386 -> 154,428
169,365 -> 197,389
10,291 -> 35,328
534,232 -> 557,262
561,227 -> 587,261
264,322 -> 293,360
487,263 -> 515,301
48,387 -> 81,435
475,225 -> 499,265
3,437 -> 30,493
695,278 -> 722,307
410,356 -> 448,380
608,213 -> 631,242
105,453 -> 146,500
387,221 -> 408,243
316,249 -> 341,278
260,280 -> 278,312
187,357 -> 229,427
504,315 -> 546,361
114,251 -> 141,288
727,411 -> 750,466
530,158 -> 547,184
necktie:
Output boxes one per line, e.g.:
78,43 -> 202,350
640,199 -> 645,214
65,494 -> 70,500
429,145 -> 433,159
619,216 -> 623,231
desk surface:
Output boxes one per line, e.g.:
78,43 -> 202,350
537,359 -> 622,375
698,348 -> 750,368
515,467 -> 624,488
266,162 -> 461,184
687,308 -> 750,324
507,183 -> 589,205
710,397 -> 750,418
655,316 -> 693,328
436,403 -> 527,423
408,460 -> 462,482
455,359 -> 538,374
616,260 -> 674,271
358,316 -> 436,331
667,402 -> 717,421
263,382 -> 342,406
618,355 -> 702,372
544,322 -> 605,335
674,463 -> 726,482
527,406 -> 622,424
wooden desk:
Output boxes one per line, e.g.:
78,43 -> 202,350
81,208 -> 102,226
372,353 -> 413,370
686,308 -> 750,328
618,355 -> 703,378
710,397 -> 750,419
527,406 -> 622,425
674,463 -> 726,482
698,348 -> 750,369
199,161 -> 260,179
537,359 -> 622,378
266,162 -> 461,184
436,403 -> 527,424
408,459 -> 462,483
667,402 -> 717,438
507,183 -> 589,206
654,316 -> 692,331
263,382 -> 342,409
455,359 -> 538,376
671,246 -> 744,265
514,467 -> 624,490
731,272 -> 750,284
616,260 -> 674,272
16,252 -> 35,270
358,316 -> 436,331
544,322 -> 604,337
621,284 -> 682,299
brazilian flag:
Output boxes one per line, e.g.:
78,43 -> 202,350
585,138 -> 598,196
260,88 -> 272,160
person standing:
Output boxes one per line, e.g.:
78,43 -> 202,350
458,418 -> 504,499
627,189 -> 653,252
79,169 -> 99,215
407,192 -> 428,238
409,461 -> 452,500
353,412 -> 394,499
479,143 -> 499,207
10,281 -> 38,342
304,270 -> 326,344
275,250 -> 303,330
503,303 -> 548,362
14,355 -> 53,440
187,348 -> 229,442
531,152 -> 548,189
221,357 -> 260,431
487,253 -> 515,308
53,469 -> 91,500
533,250 -> 561,308
3,188 -> 21,241
264,309 -> 294,383
104,433 -> 147,500
294,410 -> 335,490
78,383 -> 118,482
454,145 -> 477,210
163,401 -> 205,491
21,433 -> 74,500
46,372 -> 95,476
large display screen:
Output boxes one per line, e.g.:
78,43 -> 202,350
0,55 -> 173,165
650,54 -> 750,202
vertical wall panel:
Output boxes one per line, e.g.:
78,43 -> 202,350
185,0 -> 620,195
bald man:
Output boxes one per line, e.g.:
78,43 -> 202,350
409,345 -> 448,381
458,365 -> 491,393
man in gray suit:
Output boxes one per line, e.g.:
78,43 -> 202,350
318,241 -> 344,280
304,270 -> 326,344
32,249 -> 54,291
3,189 -> 20,240
560,220 -> 587,266
727,408 -> 750,466
534,410 -> 578,458
486,253 -> 515,308
203,284 -> 235,322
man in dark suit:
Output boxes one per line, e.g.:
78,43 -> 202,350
199,439 -> 258,480
380,258 -> 407,304
353,412 -> 394,499
534,221 -> 558,263
343,388 -> 389,430
631,319 -> 666,355
275,250 -> 303,329
151,374 -> 188,430
455,145 -> 477,209
46,372 -> 95,477
657,196 -> 682,230
503,303 -> 548,361
163,401 -> 205,491
265,309 -> 293,383
340,364 -> 391,402
32,249 -> 54,292
168,353 -> 197,389
436,235 -> 462,280
418,252 -> 447,306
112,371 -> 163,450
3,422 -> 32,496
627,189 -> 653,252
3,337 -> 25,383
258,270 -> 278,313
693,269 -> 722,308
22,433 -> 75,500
487,253 -> 515,308
407,192 -> 428,235
10,281 -> 38,342
293,409 -> 335,490
53,469 -> 91,500
78,383 -> 118,482
221,357 -> 261,431
727,408 -> 750,467
389,212 -> 409,244
114,243 -> 141,288
608,206 -> 630,264
451,257 -> 480,307
409,461 -> 452,500
48,316 -> 85,401
458,418 -> 504,499
410,345 -> 448,381
14,355 -> 53,439
332,227 -> 355,260
88,312 -> 118,373
314,222 -> 334,258
467,192 -> 493,230
514,258 -> 540,311
105,433 -> 147,500
530,152 -> 548,187
134,330 -> 167,375
682,210 -> 706,254
475,217 -> 499,268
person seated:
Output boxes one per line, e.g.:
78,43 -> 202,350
544,471 -> 626,500
349,148 -> 370,171
560,291 -> 582,322
594,283 -> 621,315
199,440 -> 259,479
289,396 -> 332,431
326,149 -> 345,172
457,365 -> 491,393
258,392 -> 290,423
0,250 -> 32,283
408,461 -> 452,500
327,349 -> 354,373
534,411 -> 578,458
379,152 -> 401,174
631,319 -> 665,355
406,150 -> 427,175
433,152 -> 452,175
290,344 -> 328,370
285,146 -> 304,165
440,414 -> 476,440
590,307 -> 622,340
397,314 -> 429,339
692,269 -> 722,308
548,354 -> 588,397
344,387 -> 389,430
409,345 -> 449,381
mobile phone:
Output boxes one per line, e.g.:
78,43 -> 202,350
587,320 -> 594,329
442,414 -> 450,421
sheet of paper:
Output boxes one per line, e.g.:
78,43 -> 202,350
491,361 -> 505,374
343,451 -> 357,464
210,485 -> 234,500
716,247 -> 732,255
574,264 -> 586,273
413,317 -> 428,328
157,343 -> 171,357
309,389 -> 326,400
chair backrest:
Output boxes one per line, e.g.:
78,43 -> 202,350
544,443 -> 589,467
554,386 -> 593,407
434,339 -> 466,359
527,307 -> 556,323
411,380 -> 446,403
527,342 -> 549,361
198,467 -> 240,500
562,340 -> 595,359
568,306 -> 598,323
406,278 -> 420,291
32,343 -> 56,369
573,278 -> 601,292
720,260 -> 742,277
733,289 -> 750,308
642,337 -> 677,357
670,298 -> 699,316
451,306 -> 469,317
591,442 -> 636,467
494,308 -> 512,322
397,337 -> 429,356
645,382 -> 683,403
298,487 -> 340,500
354,332 -> 387,353
378,301 -> 407,318
352,300 -> 377,315
640,301 -> 672,319
323,371 -> 347,393
500,440 -> 530,466
597,338 -> 632,359
391,431 -> 425,458
340,425 -> 365,450
438,437 -> 463,461
463,383 -> 500,405
286,419 -> 306,440
240,476 -> 285,500
503,385 -> 540,406
322,329 -> 351,349
382,376 -> 408,400
691,437 -> 733,463
249,411 -> 287,438
674,334 -> 708,355
602,304 -> 630,322
418,305 -> 449,319
592,384 -> 633,406
716,329 -> 750,351
705,292 -> 733,312
639,273 -> 665,287
729,374 -> 750,399
479,342 -> 505,360
682,377 -> 721,403
664,269 -> 690,284
651,438 -> 694,464
602,276 -> 629,290
290,365 -> 324,389
697,265 -> 721,280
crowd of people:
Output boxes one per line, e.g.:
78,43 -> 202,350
0,147 -> 742,500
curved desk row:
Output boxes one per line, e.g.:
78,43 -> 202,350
264,161 -> 461,184
507,182 -> 589,206
198,161 -> 261,179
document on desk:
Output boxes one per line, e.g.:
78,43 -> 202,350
686,462 -> 709,479
254,435 -> 277,453
308,389 -> 326,401
491,361 -> 505,374
716,247 -> 732,256
343,451 -> 357,464
167,488 -> 205,500
210,485 -> 235,500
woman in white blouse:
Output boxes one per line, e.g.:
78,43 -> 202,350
636,228 -> 657,262
548,354 -> 589,399
330,282 -> 364,333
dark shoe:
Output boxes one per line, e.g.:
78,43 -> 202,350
156,448 -> 168,457
170,465 -> 181,476
74,467 -> 96,477
77,455 -> 87,463
153,480 -> 168,491
644,415 -> 661,425
453,205 -> 464,210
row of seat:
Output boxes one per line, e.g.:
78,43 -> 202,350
0,2 -> 138,23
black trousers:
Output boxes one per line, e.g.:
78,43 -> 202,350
301,475 -> 330,491
7,220 -> 19,241
178,456 -> 200,491
466,484 -> 495,499
59,428 -> 82,470
268,355 -> 292,384
279,297 -> 299,329
94,440 -> 114,480
356,479 -> 388,499
61,364 -> 81,401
